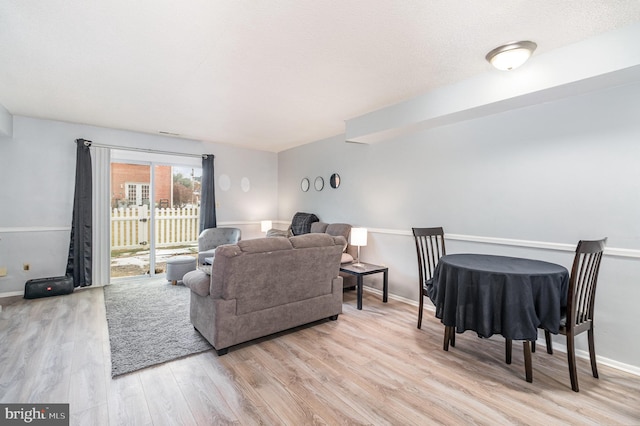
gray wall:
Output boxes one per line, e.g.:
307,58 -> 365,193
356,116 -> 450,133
0,116 -> 278,294
278,81 -> 640,371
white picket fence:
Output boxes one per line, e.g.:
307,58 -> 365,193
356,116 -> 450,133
111,206 -> 200,250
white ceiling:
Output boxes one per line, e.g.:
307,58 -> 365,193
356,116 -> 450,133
2,1 -> 640,152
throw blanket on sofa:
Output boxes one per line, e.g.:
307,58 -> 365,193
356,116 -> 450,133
290,212 -> 319,235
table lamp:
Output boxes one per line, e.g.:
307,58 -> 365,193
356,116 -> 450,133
350,227 -> 367,267
260,220 -> 272,233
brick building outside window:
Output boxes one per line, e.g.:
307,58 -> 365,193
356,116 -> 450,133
111,164 -> 172,208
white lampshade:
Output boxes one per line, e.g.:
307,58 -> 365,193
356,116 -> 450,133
486,41 -> 537,71
350,227 -> 368,246
260,220 -> 272,233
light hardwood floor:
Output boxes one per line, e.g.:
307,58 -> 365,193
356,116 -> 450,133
1,280 -> 639,425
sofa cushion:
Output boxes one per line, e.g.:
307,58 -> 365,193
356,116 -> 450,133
326,223 -> 351,252
210,237 -> 294,298
326,223 -> 351,239
236,237 -> 293,253
310,222 -> 329,233
341,253 -> 354,264
266,228 -> 290,238
290,233 -> 338,248
211,233 -> 344,315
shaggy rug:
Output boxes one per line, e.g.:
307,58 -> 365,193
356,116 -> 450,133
104,278 -> 212,377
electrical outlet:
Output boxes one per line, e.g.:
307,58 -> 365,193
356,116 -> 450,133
0,266 -> 7,277
23,263 -> 30,271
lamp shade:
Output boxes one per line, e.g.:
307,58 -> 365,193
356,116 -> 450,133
486,41 -> 537,71
350,227 -> 368,246
260,220 -> 272,233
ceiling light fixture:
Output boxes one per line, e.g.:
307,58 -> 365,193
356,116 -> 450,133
486,41 -> 537,71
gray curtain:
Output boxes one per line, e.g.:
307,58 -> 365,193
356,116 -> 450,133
66,139 -> 92,287
200,154 -> 217,232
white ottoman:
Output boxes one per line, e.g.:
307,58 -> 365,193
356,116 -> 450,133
166,256 -> 197,285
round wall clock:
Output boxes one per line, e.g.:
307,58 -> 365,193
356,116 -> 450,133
218,174 -> 231,191
241,177 -> 250,192
301,177 -> 310,192
330,173 -> 340,189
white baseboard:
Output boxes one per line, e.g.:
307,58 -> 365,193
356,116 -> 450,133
0,290 -> 24,298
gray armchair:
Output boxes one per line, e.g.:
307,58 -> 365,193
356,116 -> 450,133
197,227 -> 241,265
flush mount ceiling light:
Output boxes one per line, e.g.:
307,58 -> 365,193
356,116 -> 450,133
486,41 -> 537,71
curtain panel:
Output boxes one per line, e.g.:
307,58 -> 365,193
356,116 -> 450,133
66,139 -> 93,287
200,154 -> 217,232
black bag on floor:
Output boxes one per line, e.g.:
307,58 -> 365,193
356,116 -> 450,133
24,275 -> 74,299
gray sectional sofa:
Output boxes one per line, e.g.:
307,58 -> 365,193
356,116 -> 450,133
183,233 -> 345,355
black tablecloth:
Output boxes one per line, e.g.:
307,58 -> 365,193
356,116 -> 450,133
429,254 -> 569,341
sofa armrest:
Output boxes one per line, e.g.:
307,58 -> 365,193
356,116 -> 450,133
198,249 -> 216,265
184,270 -> 211,297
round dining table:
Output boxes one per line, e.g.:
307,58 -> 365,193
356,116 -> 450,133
430,253 -> 569,342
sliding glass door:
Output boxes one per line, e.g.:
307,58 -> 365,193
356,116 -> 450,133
153,165 -> 202,278
110,161 -> 152,278
110,157 -> 201,279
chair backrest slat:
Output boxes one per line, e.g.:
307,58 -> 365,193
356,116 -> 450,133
567,238 -> 606,329
412,227 -> 446,285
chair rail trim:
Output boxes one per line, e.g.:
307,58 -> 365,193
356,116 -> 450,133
369,228 -> 640,259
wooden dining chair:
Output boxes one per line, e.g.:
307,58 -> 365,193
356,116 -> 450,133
509,238 -> 607,391
412,227 -> 451,348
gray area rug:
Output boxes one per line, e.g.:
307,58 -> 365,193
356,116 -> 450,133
104,278 -> 212,377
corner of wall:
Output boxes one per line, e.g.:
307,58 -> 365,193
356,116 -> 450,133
0,103 -> 13,137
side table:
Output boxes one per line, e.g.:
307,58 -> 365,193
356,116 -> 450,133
339,262 -> 388,310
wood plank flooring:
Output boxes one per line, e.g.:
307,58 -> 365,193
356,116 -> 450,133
1,279 -> 639,425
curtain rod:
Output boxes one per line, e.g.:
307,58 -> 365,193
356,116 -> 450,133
79,139 -> 210,159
